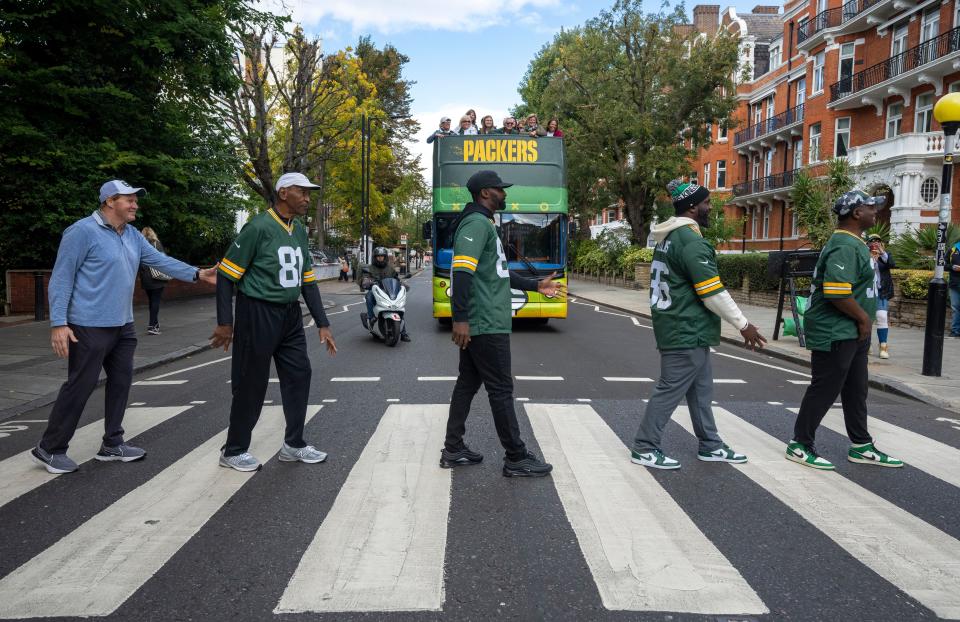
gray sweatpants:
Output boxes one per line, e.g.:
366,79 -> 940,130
633,347 -> 723,454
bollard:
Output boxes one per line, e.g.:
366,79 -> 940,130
33,271 -> 46,322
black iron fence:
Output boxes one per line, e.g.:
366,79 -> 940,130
830,26 -> 960,102
797,0 -> 884,43
733,103 -> 805,147
732,168 -> 798,197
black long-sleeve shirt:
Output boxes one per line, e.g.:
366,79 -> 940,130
216,273 -> 330,327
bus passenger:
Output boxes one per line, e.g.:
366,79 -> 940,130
545,118 -> 564,137
479,115 -> 497,135
457,115 -> 478,136
498,117 -> 519,134
523,113 -> 547,136
426,116 -> 455,143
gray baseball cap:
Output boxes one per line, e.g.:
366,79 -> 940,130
99,179 -> 146,203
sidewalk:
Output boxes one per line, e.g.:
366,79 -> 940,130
0,278 -> 367,422
570,276 -> 960,414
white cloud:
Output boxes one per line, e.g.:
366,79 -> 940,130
285,0 -> 562,33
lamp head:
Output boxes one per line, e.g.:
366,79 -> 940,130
934,92 -> 960,124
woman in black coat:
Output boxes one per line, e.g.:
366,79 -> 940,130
139,227 -> 169,335
868,234 -> 895,359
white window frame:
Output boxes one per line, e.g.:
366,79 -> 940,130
810,123 -> 822,163
717,160 -> 727,189
751,207 -> 759,239
922,8 -> 940,43
886,102 -> 903,138
791,208 -> 799,237
892,24 -> 909,56
718,124 -> 728,141
950,82 -> 960,93
689,171 -> 698,185
766,96 -> 775,121
704,162 -> 711,189
764,148 -> 774,176
794,138 -> 803,169
795,77 -> 806,107
762,205 -> 771,239
916,93 -> 935,133
770,45 -> 781,69
813,52 -> 825,94
835,117 -> 851,157
752,155 -> 761,181
838,43 -> 855,81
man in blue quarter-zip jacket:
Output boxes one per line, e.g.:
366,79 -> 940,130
31,180 -> 217,475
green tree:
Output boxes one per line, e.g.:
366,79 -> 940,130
518,1 -> 740,243
790,158 -> 860,249
702,195 -> 744,248
0,0 -> 262,276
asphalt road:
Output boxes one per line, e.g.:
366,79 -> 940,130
1,270 -> 958,622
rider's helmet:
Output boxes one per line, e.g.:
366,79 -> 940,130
373,247 -> 388,268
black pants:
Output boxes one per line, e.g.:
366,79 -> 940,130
223,294 -> 311,456
793,338 -> 873,448
445,333 -> 527,460
40,323 -> 137,454
145,287 -> 163,326
338,270 -> 349,282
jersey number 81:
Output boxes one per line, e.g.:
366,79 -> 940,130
278,246 -> 304,288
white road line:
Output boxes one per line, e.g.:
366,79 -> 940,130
7,420 -> 47,423
569,297 -> 577,302
713,351 -> 812,378
305,318 -> 315,327
577,398 -> 592,402
269,378 -> 279,383
525,404 -> 766,614
674,405 -> 960,620
331,377 -> 380,382
603,377 -> 654,382
129,402 -> 146,406
515,376 -> 564,381
133,380 -> 189,386
322,399 -> 338,403
714,379 -> 747,384
767,401 -> 783,406
147,356 -> 231,380
0,405 -> 321,619
417,376 -> 458,381
516,397 -> 529,402
386,398 -> 400,402
788,407 -> 960,490
264,400 -> 273,404
631,317 -> 640,326
190,401 -> 206,405
787,379 -> 810,385
0,406 -> 192,510
276,405 -> 450,613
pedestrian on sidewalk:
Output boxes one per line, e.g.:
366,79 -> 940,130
786,191 -> 903,470
32,180 -> 217,475
338,254 -> 349,282
867,233 -> 895,359
631,179 -> 766,470
138,227 -> 169,335
351,253 -> 359,282
210,172 -> 337,472
950,240 -> 960,338
441,170 -> 563,478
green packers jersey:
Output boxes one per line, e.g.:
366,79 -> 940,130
217,208 -> 317,303
650,223 -> 724,350
452,211 -> 512,336
803,230 -> 878,351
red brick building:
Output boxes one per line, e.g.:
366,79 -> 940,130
686,0 -> 960,252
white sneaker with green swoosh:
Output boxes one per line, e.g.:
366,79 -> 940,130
848,442 -> 903,467
785,440 -> 834,470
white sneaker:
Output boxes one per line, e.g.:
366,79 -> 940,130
278,443 -> 327,464
219,451 -> 261,472
697,444 -> 747,463
630,449 -> 681,470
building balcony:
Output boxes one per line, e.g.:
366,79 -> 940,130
733,104 -> 804,154
730,168 -> 798,204
797,0 -> 910,52
830,27 -> 960,111
846,131 -> 946,165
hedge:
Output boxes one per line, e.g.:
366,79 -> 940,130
715,253 -> 780,291
890,269 -> 934,300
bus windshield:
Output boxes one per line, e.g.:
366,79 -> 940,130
497,213 -> 564,268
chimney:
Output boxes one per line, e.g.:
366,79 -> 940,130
751,5 -> 780,14
693,5 -> 720,33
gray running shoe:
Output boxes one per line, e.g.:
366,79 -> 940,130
219,451 -> 261,472
278,443 -> 327,464
30,445 -> 78,474
95,443 -> 146,462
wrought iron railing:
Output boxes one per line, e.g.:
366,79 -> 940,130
732,168 -> 798,197
797,0 -> 884,43
830,26 -> 960,102
733,103 -> 805,147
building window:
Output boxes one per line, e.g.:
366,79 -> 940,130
607,209 -> 617,222
704,162 -> 711,189
921,177 -> 940,203
838,43 -> 855,81
791,208 -> 799,237
813,52 -> 825,93
753,102 -> 762,126
886,102 -> 903,138
835,117 -> 850,157
795,77 -> 806,107
766,96 -> 776,130
951,82 -> 960,93
718,124 -> 728,140
752,155 -> 760,181
922,8 -> 941,43
916,93 -> 935,133
891,24 -> 908,57
689,171 -> 698,185
762,206 -> 771,239
751,207 -> 758,239
717,160 -> 727,188
810,123 -> 822,163
770,44 -> 781,69
794,138 -> 803,169
706,122 -> 713,139
764,148 -> 774,176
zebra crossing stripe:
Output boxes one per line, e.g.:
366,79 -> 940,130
0,405 -> 321,619
0,406 -> 193,511
524,403 -> 767,614
674,405 -> 960,620
789,407 -> 960,490
275,404 -> 450,613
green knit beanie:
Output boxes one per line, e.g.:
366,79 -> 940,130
667,179 -> 710,214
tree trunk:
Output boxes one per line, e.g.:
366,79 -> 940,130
314,160 -> 327,246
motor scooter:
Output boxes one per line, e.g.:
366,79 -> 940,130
360,276 -> 408,347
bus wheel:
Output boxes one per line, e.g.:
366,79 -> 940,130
438,317 -> 452,328
533,318 -> 549,325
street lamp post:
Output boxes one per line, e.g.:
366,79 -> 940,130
923,93 -> 960,376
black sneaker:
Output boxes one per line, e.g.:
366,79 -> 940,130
360,313 -> 369,330
439,446 -> 483,468
401,332 -> 411,342
502,451 -> 552,478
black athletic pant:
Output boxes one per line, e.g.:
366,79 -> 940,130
40,323 -> 137,454
223,293 -> 311,457
146,287 -> 163,326
338,270 -> 348,282
793,337 -> 873,448
445,333 -> 527,460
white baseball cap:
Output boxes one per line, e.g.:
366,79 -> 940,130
275,172 -> 321,192
99,179 -> 146,203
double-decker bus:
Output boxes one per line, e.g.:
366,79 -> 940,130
425,135 -> 568,325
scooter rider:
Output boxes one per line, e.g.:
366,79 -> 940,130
362,247 -> 411,342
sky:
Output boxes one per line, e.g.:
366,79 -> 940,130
273,0 -> 767,180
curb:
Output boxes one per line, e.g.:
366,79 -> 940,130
571,290 -> 955,412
